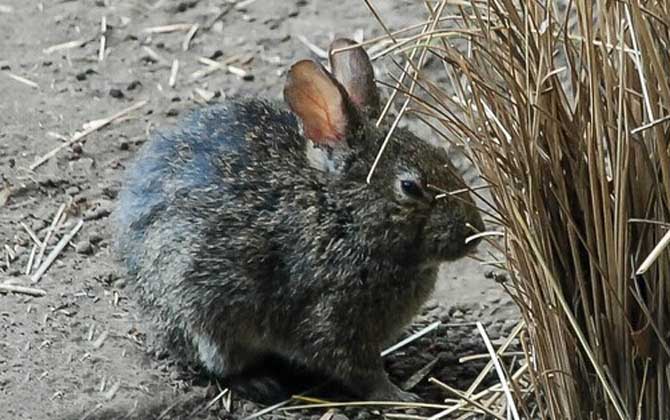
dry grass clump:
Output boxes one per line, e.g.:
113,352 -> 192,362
387,0 -> 670,418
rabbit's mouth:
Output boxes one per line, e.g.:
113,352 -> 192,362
421,221 -> 482,263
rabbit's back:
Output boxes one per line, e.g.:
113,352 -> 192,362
115,99 -> 300,274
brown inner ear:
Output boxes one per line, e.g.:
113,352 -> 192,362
284,60 -> 351,144
329,38 -> 380,118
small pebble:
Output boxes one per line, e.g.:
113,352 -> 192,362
209,50 -> 223,60
88,232 -> 104,245
75,68 -> 96,81
174,2 -> 190,12
242,403 -> 256,413
75,240 -> 93,255
83,199 -> 113,221
112,278 -> 126,289
109,88 -> 124,99
65,186 -> 80,196
265,19 -> 280,30
127,80 -> 141,91
102,186 -> 119,199
71,142 -> 83,155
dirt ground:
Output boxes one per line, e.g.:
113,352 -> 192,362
0,1 -> 518,419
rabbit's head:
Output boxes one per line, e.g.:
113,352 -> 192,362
283,38 -> 484,266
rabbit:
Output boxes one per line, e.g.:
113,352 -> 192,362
114,37 -> 484,404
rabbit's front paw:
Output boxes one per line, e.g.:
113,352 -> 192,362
354,369 -> 420,402
369,384 -> 419,402
395,389 -> 421,402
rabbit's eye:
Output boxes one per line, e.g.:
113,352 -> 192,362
400,180 -> 424,199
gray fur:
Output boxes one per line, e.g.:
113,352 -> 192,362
114,54 -> 483,403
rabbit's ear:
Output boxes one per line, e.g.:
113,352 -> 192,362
284,60 -> 357,145
329,38 -> 380,119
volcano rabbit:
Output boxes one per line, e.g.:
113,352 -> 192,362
115,38 -> 483,402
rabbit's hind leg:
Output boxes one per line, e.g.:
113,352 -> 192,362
194,333 -> 291,404
194,333 -> 265,377
342,363 -> 419,402
225,351 -> 306,404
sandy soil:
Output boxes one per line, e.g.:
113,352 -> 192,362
0,1 -> 517,419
